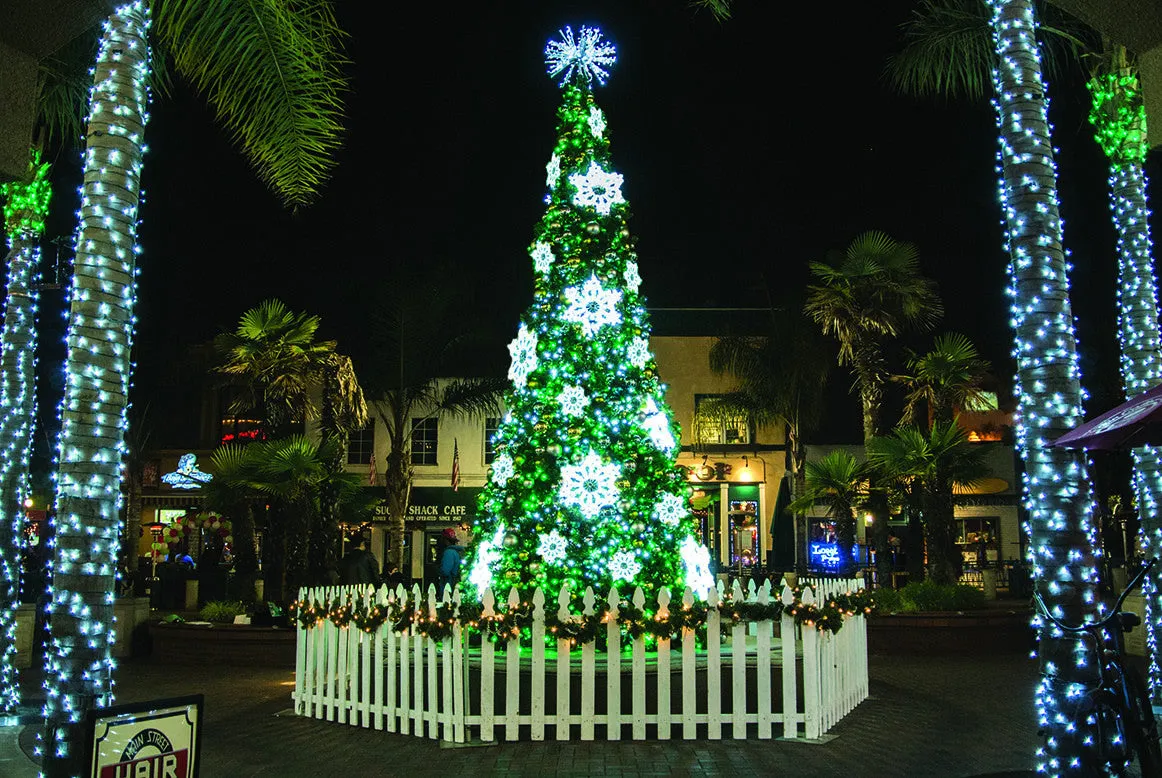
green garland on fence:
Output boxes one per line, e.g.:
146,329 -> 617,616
289,586 -> 879,644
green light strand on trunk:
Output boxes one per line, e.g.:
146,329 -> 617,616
0,151 -> 52,237
1086,71 -> 1148,167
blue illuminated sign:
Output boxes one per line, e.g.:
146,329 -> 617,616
809,542 -> 858,569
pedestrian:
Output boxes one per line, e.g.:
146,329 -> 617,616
383,564 -> 405,591
437,528 -> 464,599
339,536 -> 381,587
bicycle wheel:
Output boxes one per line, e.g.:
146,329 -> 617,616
1121,664 -> 1162,776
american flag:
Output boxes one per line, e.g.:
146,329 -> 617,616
368,453 -> 378,487
451,438 -> 460,491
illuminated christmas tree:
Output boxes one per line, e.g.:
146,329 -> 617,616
466,27 -> 713,600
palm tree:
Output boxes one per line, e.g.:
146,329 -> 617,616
804,230 -> 942,583
789,450 -> 867,576
707,301 -> 833,573
868,422 -> 990,585
204,444 -> 261,603
44,4 -> 347,770
896,333 -> 991,429
214,299 -> 342,437
0,153 -> 53,711
887,0 -> 1105,765
214,300 -> 366,596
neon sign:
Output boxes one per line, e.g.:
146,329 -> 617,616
809,542 -> 858,569
161,454 -> 212,490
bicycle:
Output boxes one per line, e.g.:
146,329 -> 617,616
1034,559 -> 1162,776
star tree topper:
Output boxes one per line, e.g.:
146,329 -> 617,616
545,26 -> 617,87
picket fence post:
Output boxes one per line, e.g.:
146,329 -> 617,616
556,586 -> 572,741
605,588 -> 622,741
480,588 -> 496,742
580,587 -> 596,741
631,587 -> 647,740
681,587 -> 697,740
656,587 -> 672,741
780,583 -> 797,739
731,579 -> 747,739
756,579 -> 773,739
531,588 -> 546,741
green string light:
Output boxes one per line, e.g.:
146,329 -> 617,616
0,151 -> 53,237
1086,71 -> 1148,166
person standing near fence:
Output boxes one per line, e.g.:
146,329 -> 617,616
339,536 -> 381,586
438,528 -> 464,598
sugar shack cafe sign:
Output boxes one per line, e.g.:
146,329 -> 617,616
366,486 -> 481,522
87,695 -> 202,777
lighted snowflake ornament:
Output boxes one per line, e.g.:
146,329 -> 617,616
558,448 -> 621,519
608,549 -> 642,582
627,337 -> 650,369
558,384 -> 589,417
469,528 -> 505,592
490,452 -> 515,486
545,26 -> 617,87
681,536 -> 716,598
588,106 -> 606,138
531,241 -> 555,274
642,397 -> 677,453
563,274 -> 622,337
546,153 -> 561,188
624,260 -> 642,293
507,323 -> 538,387
654,492 -> 687,526
569,161 -> 625,216
538,530 -> 569,565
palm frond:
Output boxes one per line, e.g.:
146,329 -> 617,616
152,0 -> 350,208
434,378 -> 507,419
689,0 -> 733,21
886,0 -> 996,102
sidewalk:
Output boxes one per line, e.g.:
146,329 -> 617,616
4,650 -> 1049,777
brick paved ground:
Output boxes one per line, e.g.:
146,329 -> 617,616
0,649 -> 1066,778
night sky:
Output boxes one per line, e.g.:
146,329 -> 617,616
31,0 -> 1162,455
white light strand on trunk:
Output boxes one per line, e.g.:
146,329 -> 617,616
40,2 -> 150,770
988,1 -> 1102,774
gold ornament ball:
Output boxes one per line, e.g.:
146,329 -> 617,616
586,221 -> 602,235
503,534 -> 518,547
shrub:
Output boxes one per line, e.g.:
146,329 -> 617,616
199,600 -> 247,623
874,581 -> 988,613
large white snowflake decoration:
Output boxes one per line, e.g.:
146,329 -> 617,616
558,448 -> 621,519
507,323 -> 538,387
569,161 -> 625,216
681,536 -> 716,598
469,528 -> 505,593
531,241 -> 555,274
609,549 -> 642,582
627,337 -> 650,368
624,260 -> 642,293
490,452 -> 515,485
546,153 -> 561,188
545,26 -> 617,87
558,384 -> 589,417
643,397 -> 677,453
654,492 -> 687,526
588,106 -> 606,138
563,274 -> 622,337
538,530 -> 569,565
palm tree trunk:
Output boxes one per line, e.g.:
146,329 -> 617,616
0,231 -> 41,711
989,0 -> 1101,769
926,469 -> 959,586
385,446 -> 410,571
1088,63 -> 1162,704
232,504 -> 259,603
858,373 -> 891,584
43,5 -> 151,774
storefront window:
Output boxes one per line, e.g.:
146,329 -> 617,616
347,421 -> 374,465
694,395 -> 751,445
411,417 -> 438,465
484,417 -> 500,464
727,484 -> 760,568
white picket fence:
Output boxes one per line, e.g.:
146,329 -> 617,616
291,577 -> 868,743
